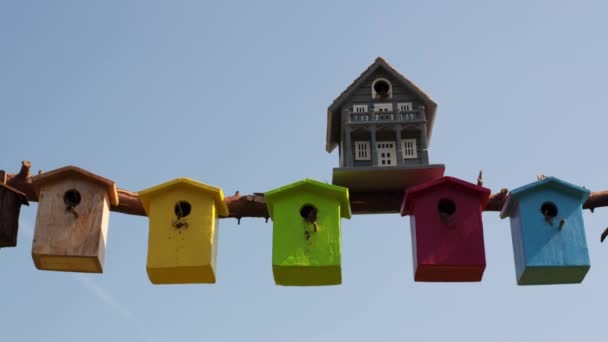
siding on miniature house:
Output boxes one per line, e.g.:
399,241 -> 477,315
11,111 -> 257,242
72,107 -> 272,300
349,125 -> 425,167
346,70 -> 419,103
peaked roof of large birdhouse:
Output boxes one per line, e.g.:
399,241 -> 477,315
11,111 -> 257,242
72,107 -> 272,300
0,182 -> 29,205
326,57 -> 437,153
401,176 -> 490,216
265,179 -> 351,219
31,166 -> 119,206
500,177 -> 590,218
138,177 -> 229,216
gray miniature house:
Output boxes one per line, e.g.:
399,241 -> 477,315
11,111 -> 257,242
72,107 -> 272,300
327,57 -> 444,191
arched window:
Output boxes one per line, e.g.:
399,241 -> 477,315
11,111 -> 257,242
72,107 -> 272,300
371,78 -> 392,99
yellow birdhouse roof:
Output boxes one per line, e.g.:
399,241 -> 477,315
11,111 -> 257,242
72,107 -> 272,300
30,165 -> 119,206
138,178 -> 229,217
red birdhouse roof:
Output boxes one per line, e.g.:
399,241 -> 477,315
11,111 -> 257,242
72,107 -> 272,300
400,176 -> 491,216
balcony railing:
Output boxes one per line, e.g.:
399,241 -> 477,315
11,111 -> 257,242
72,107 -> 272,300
348,109 -> 424,123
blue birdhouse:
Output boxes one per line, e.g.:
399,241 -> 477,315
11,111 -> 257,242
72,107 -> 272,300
500,177 -> 590,285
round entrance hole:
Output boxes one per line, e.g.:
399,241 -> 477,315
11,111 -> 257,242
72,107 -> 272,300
437,199 -> 456,217
63,189 -> 81,208
174,201 -> 192,218
540,202 -> 558,219
300,204 -> 318,221
373,80 -> 390,98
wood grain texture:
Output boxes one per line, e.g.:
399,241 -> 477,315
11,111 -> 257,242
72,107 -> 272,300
0,187 -> 23,247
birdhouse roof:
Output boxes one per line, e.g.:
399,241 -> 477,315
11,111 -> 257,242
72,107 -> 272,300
326,57 -> 437,153
31,166 -> 119,206
138,178 -> 229,217
500,177 -> 590,218
401,176 -> 491,216
265,179 -> 351,219
0,183 -> 29,206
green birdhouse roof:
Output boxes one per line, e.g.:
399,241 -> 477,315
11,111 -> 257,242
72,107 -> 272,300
265,179 -> 351,219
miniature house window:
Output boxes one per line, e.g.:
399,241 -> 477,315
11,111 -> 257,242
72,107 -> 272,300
353,104 -> 368,113
398,102 -> 413,112
402,139 -> 418,159
355,141 -> 370,160
372,78 -> 392,99
373,103 -> 393,113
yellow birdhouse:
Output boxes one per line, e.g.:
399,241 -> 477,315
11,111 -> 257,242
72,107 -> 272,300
31,166 -> 119,273
138,178 -> 229,284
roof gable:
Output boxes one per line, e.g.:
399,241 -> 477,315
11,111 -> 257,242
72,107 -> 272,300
265,179 -> 351,219
138,177 -> 229,216
326,57 -> 437,152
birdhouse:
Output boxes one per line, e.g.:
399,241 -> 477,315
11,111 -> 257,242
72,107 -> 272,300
401,176 -> 491,282
327,57 -> 444,193
500,177 -> 591,285
31,166 -> 119,273
265,179 -> 351,286
138,178 -> 229,284
0,182 -> 29,247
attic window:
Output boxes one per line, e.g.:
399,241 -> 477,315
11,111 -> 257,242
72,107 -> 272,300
372,78 -> 392,99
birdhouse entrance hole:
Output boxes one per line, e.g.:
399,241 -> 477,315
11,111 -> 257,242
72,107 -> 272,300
174,201 -> 192,218
437,199 -> 456,217
541,202 -> 558,221
373,80 -> 390,98
63,189 -> 81,208
300,204 -> 318,221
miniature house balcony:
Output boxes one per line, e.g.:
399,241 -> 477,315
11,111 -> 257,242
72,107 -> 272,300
348,108 -> 425,124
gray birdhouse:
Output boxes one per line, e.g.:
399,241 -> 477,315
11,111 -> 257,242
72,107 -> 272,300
0,182 -> 29,247
327,57 -> 444,192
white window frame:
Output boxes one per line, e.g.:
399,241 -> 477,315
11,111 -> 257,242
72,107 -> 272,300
402,139 -> 418,159
371,78 -> 393,99
398,102 -> 413,112
374,103 -> 393,113
353,104 -> 368,113
355,141 -> 371,161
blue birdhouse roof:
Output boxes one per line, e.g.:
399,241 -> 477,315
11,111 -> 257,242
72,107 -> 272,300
500,177 -> 590,218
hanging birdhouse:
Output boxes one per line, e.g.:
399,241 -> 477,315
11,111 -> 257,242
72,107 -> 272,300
265,179 -> 351,286
401,176 -> 490,282
31,166 -> 119,273
0,182 -> 29,247
138,178 -> 229,284
500,177 -> 591,285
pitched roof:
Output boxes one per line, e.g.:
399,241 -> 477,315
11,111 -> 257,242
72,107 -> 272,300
0,183 -> 29,205
265,178 -> 351,219
401,176 -> 490,216
326,57 -> 438,153
31,166 -> 119,206
138,177 -> 229,216
500,177 -> 590,218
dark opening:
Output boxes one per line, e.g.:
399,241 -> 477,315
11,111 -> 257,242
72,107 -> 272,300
174,201 -> 192,218
373,80 -> 390,98
63,189 -> 81,208
438,199 -> 456,217
300,204 -> 318,222
541,202 -> 558,219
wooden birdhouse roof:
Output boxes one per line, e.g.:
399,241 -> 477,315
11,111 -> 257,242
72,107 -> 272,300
138,178 -> 229,217
31,166 -> 119,206
401,176 -> 491,216
500,177 -> 590,218
265,179 -> 351,219
0,182 -> 29,205
326,57 -> 437,153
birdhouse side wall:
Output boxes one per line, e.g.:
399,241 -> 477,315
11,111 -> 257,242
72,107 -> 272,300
272,192 -> 341,268
508,204 -> 527,282
32,179 -> 109,272
0,188 -> 23,247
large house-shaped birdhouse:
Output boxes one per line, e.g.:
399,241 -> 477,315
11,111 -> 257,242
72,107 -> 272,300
139,178 -> 229,284
327,57 -> 444,192
500,177 -> 591,285
401,177 -> 491,282
265,179 -> 351,286
0,182 -> 29,247
31,166 -> 119,273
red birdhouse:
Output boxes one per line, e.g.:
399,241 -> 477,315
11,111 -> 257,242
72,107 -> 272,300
401,176 -> 490,282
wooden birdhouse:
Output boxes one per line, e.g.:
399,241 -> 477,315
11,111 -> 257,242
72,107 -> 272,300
138,178 -> 229,284
327,57 -> 444,192
500,177 -> 590,285
265,179 -> 351,286
401,176 -> 491,282
31,166 -> 119,273
0,182 -> 29,247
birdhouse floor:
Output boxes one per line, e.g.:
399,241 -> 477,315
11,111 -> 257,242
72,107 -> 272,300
147,265 -> 216,284
33,255 -> 103,273
518,265 -> 590,285
273,265 -> 341,286
415,264 -> 485,282
332,165 -> 445,192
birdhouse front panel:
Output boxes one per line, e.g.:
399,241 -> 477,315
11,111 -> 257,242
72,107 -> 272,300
271,192 -> 342,286
403,177 -> 489,282
145,185 -> 219,284
0,184 -> 28,247
509,187 -> 590,285
32,179 -> 110,273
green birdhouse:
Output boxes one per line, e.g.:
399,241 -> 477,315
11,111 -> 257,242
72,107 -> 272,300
265,179 -> 351,286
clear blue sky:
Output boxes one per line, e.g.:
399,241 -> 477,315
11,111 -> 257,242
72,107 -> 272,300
2,1 -> 608,341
